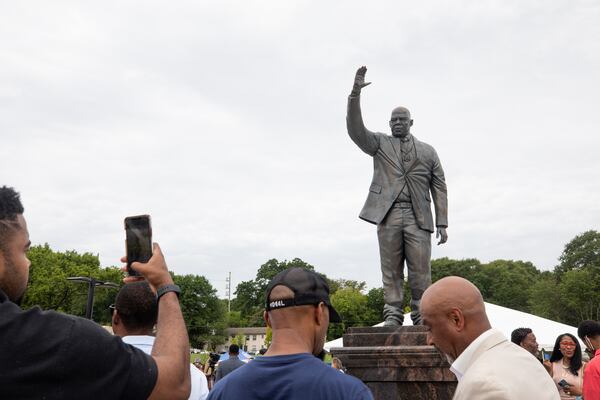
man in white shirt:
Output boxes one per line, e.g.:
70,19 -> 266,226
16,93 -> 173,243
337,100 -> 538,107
420,276 -> 558,399
112,282 -> 209,400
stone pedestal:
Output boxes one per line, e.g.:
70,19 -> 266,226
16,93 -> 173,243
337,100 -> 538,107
330,326 -> 456,400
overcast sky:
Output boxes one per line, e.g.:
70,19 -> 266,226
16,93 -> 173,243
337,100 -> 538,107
2,1 -> 599,298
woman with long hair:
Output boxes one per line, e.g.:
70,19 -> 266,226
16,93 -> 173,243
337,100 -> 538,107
544,333 -> 585,399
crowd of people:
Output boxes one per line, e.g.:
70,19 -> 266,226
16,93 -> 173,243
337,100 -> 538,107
1,185 -> 600,399
509,323 -> 600,400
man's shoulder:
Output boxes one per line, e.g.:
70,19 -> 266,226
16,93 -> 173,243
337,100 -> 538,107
586,356 -> 600,373
460,341 -> 557,399
1,300 -> 78,339
222,357 -> 245,366
472,339 -> 533,368
314,363 -> 373,398
209,355 -> 372,400
323,363 -> 368,385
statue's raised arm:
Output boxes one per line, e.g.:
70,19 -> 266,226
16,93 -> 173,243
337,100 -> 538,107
346,66 -> 378,156
351,66 -> 371,96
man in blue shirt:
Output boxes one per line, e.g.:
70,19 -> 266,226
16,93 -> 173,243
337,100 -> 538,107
208,268 -> 373,400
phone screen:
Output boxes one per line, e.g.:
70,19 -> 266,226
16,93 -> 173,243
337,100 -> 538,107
124,215 -> 153,276
542,350 -> 551,361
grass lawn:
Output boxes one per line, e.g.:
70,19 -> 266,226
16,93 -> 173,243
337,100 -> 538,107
191,353 -> 209,364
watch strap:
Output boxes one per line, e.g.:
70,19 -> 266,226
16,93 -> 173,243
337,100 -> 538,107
157,284 -> 181,300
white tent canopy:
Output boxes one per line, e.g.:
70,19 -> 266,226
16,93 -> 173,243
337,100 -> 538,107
324,302 -> 579,352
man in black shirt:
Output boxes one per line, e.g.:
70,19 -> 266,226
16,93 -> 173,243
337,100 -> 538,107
0,186 -> 191,399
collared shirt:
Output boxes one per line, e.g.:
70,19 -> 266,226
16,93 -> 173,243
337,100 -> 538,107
450,328 -> 497,381
583,349 -> 600,400
122,335 -> 209,400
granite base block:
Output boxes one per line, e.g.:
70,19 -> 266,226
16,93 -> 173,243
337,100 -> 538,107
330,326 -> 457,400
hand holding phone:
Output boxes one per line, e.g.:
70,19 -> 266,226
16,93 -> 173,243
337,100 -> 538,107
558,379 -> 569,388
124,215 -> 153,276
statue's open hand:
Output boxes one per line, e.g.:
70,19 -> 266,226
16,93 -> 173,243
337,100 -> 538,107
436,228 -> 448,245
353,66 -> 371,92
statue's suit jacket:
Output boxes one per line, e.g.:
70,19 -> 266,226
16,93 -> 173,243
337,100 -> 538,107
346,95 -> 448,232
452,331 -> 559,400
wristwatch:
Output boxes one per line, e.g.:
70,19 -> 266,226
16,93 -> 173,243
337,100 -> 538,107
157,284 -> 181,300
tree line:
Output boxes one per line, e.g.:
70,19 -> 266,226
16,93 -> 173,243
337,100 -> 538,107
228,230 -> 600,339
22,230 -> 600,346
23,244 -> 227,349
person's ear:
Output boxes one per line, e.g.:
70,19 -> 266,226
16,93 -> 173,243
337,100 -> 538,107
264,311 -> 272,328
409,120 -> 414,127
112,310 -> 120,327
447,308 -> 465,331
315,303 -> 327,326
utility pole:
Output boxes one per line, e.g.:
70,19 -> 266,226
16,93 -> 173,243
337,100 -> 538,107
225,271 -> 231,313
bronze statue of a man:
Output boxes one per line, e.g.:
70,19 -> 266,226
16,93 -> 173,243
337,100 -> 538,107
346,66 -> 448,326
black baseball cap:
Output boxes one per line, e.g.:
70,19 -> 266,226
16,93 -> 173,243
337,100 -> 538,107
265,268 -> 341,323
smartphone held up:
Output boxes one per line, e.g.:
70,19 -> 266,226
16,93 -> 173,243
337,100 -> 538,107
124,215 -> 153,276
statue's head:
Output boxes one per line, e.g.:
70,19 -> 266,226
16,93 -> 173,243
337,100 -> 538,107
389,106 -> 413,138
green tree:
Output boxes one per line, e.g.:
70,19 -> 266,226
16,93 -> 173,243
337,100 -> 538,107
254,258 -> 315,288
366,287 -> 384,323
328,287 -> 373,340
231,333 -> 246,348
556,230 -> 600,276
478,260 -> 540,312
558,269 -> 600,324
528,272 -> 560,321
432,257 -> 541,313
231,280 -> 260,320
527,231 -> 600,326
329,279 -> 367,294
173,273 -> 226,349
527,230 -> 600,325
232,258 -> 316,327
431,257 -> 482,283
226,311 -> 244,328
23,244 -> 121,325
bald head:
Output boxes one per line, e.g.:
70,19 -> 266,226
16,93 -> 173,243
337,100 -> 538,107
422,276 -> 486,317
390,106 -> 411,120
421,276 -> 491,360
